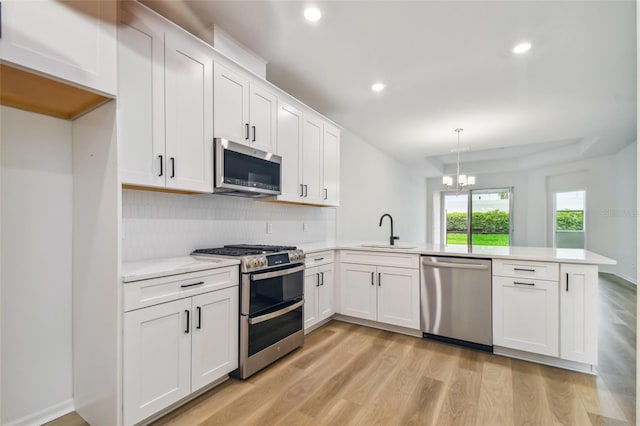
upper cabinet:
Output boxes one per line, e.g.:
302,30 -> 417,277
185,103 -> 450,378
277,106 -> 341,206
118,2 -> 213,193
0,0 -> 117,96
214,62 -> 277,153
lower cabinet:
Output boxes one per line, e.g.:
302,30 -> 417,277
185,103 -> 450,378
304,253 -> 334,330
124,286 -> 238,426
492,276 -> 559,357
560,264 -> 598,364
492,261 -> 599,367
339,262 -> 420,329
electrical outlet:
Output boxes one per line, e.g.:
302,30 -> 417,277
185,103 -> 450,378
302,222 -> 307,232
266,222 -> 273,234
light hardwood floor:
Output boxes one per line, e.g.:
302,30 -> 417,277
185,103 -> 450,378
47,274 -> 636,426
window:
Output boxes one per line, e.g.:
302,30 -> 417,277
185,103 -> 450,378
442,188 -> 512,246
554,190 -> 586,249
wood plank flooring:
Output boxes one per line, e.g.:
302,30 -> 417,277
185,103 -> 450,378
47,274 -> 636,426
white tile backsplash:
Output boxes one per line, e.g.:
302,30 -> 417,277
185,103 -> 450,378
122,189 -> 337,261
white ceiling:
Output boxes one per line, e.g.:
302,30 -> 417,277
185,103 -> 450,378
142,0 -> 637,173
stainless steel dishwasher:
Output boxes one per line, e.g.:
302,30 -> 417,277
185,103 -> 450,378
420,256 -> 492,351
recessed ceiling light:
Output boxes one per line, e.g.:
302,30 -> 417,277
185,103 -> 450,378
512,42 -> 532,54
304,7 -> 322,22
371,82 -> 386,92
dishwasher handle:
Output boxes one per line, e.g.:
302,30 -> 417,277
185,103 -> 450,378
421,259 -> 489,270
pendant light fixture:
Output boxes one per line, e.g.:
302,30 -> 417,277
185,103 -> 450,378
442,128 -> 475,192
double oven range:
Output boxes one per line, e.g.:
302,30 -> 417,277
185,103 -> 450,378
192,245 -> 305,379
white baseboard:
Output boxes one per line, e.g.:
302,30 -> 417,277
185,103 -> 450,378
611,272 -> 637,286
4,398 -> 74,426
333,314 -> 422,338
493,346 -> 597,375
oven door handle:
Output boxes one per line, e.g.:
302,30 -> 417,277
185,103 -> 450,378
248,299 -> 304,325
250,264 -> 305,281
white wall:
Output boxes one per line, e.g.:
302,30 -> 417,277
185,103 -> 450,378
336,130 -> 427,243
426,143 -> 637,281
614,142 -> 637,282
122,190 -> 337,261
0,107 -> 74,424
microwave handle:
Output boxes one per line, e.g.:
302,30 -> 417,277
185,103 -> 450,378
251,264 -> 305,281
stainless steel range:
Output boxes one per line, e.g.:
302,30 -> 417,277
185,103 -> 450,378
192,245 -> 305,379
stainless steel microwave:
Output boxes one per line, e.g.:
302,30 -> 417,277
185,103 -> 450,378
213,138 -> 282,197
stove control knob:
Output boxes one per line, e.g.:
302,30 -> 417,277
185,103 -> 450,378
248,258 -> 258,269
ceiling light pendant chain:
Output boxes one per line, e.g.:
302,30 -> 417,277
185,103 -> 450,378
442,128 -> 475,193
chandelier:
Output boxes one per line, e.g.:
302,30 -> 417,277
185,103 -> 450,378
442,128 -> 475,192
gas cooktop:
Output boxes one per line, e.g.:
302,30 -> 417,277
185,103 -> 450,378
191,244 -> 305,273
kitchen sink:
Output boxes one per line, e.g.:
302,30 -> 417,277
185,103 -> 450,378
359,244 -> 417,249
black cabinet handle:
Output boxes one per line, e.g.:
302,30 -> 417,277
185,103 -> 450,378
514,281 -> 535,286
158,155 -> 163,176
304,184 -> 308,197
300,184 -> 304,197
566,273 -> 569,292
245,123 -> 250,140
196,306 -> 202,329
170,157 -> 175,178
371,272 -> 374,286
378,272 -> 381,286
324,188 -> 328,200
320,272 -> 324,286
514,268 -> 535,272
180,281 -> 204,288
185,310 -> 190,333
316,273 -> 320,287
252,125 -> 256,142
0,2 -> 3,39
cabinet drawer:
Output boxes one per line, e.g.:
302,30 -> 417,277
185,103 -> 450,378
493,259 -> 559,281
305,250 -> 334,268
124,266 -> 239,312
340,250 -> 419,269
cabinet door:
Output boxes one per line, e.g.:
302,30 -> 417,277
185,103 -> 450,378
191,287 -> 239,391
339,263 -> 377,321
493,276 -> 559,357
124,298 -> 192,426
213,62 -> 250,143
377,266 -> 420,329
165,32 -> 214,192
276,101 -> 303,202
318,264 -> 335,321
304,266 -> 320,329
0,0 -> 117,95
560,264 -> 598,364
118,4 -> 166,188
301,113 -> 324,204
322,123 -> 340,206
249,83 -> 278,153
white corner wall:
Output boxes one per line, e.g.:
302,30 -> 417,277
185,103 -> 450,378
337,130 -> 426,243
614,142 -> 637,283
0,106 -> 74,424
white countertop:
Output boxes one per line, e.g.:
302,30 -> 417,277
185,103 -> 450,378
122,256 -> 240,283
299,241 -> 617,265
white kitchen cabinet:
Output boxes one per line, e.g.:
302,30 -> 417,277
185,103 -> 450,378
119,2 -> 213,193
276,101 -> 303,202
377,266 -> 420,329
191,287 -> 239,391
300,113 -> 324,204
123,269 -> 239,426
124,298 -> 192,426
165,31 -> 214,192
339,261 -> 420,329
560,264 -> 598,364
213,62 -> 277,153
492,276 -> 559,357
118,3 -> 166,188
0,0 -> 117,95
304,264 -> 335,330
322,123 -> 340,206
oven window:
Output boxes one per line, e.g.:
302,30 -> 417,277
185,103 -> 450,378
250,270 -> 303,316
248,306 -> 302,356
224,150 -> 280,191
